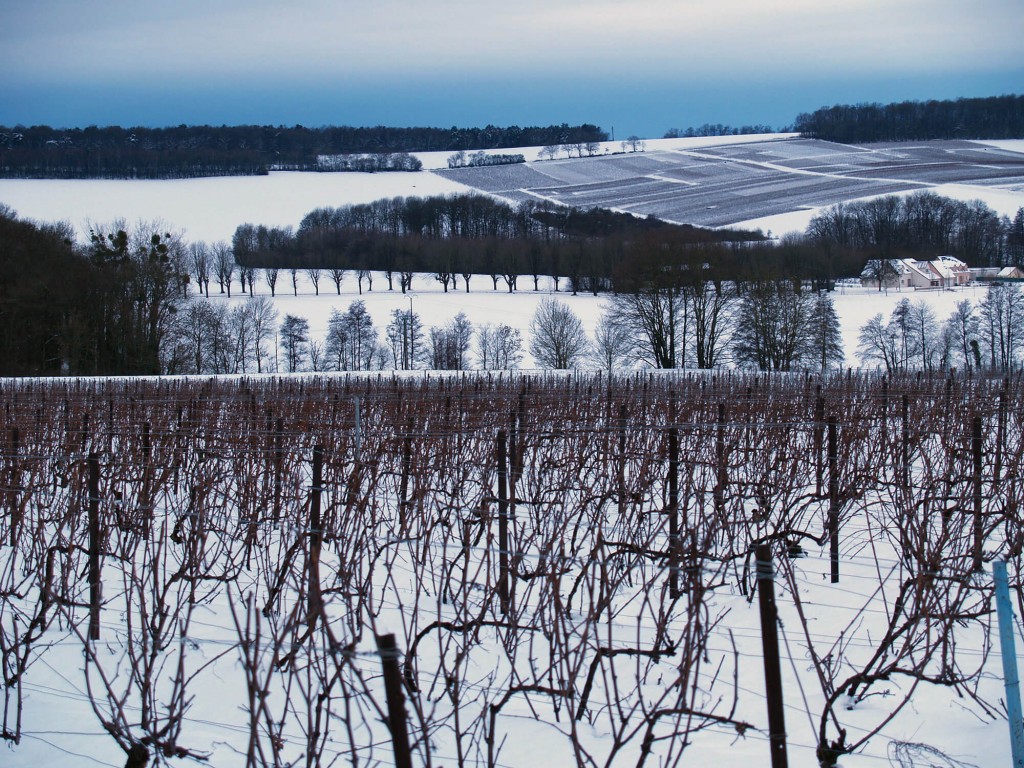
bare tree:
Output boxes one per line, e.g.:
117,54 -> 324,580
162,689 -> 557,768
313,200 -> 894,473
213,241 -> 235,296
244,296 -> 278,373
425,312 -> 473,370
590,309 -> 635,370
476,323 -> 523,370
328,267 -> 345,294
529,298 -> 588,368
306,267 -> 322,296
263,267 -> 279,297
188,242 -> 211,297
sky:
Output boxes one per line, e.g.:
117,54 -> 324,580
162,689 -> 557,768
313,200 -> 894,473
1,0 -> 1021,140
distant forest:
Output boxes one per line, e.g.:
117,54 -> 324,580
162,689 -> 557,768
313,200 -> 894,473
0,123 -> 608,179
795,94 -> 1024,143
2,93 -> 1020,178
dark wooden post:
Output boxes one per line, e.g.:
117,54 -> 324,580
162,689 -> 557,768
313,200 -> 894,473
995,382 -> 1007,487
273,417 -> 283,522
8,427 -> 19,546
814,393 -> 825,495
308,446 -> 323,631
828,419 -> 840,584
88,452 -> 102,641
497,429 -> 510,616
399,422 -> 412,530
376,633 -> 413,768
715,403 -> 727,516
668,426 -> 680,599
901,394 -> 910,494
141,422 -> 152,537
755,543 -> 789,768
972,415 -> 984,572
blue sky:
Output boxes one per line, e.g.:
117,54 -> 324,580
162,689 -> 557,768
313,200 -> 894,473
2,0 -> 1021,139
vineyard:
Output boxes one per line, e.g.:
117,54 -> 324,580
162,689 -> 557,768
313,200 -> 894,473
1,371 -> 1022,767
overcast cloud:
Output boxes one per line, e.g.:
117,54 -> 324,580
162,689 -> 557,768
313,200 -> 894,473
1,0 -> 1020,137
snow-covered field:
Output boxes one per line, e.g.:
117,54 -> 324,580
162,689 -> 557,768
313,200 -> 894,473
3,134 -> 1021,246
1,371 -> 1018,768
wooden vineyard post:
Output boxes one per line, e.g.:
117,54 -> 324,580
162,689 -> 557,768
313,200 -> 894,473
273,417 -> 283,523
88,452 -> 102,641
828,418 -> 840,584
814,393 -> 825,495
901,394 -> 910,494
756,544 -> 789,768
399,422 -> 412,530
308,445 -> 323,632
353,396 -> 362,465
668,425 -> 680,600
618,403 -> 628,518
376,633 -> 413,768
715,403 -> 727,517
497,429 -> 510,616
973,415 -> 984,572
8,427 -> 19,546
995,382 -> 1007,487
140,422 -> 152,537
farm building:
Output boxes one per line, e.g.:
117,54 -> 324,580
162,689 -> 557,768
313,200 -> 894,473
860,256 -> 970,290
969,265 -> 1024,281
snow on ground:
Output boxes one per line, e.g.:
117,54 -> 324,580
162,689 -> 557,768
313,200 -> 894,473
2,134 -> 1022,247
0,171 -> 474,245
410,133 -> 798,170
979,139 -> 1024,155
204,271 -> 989,372
734,182 -> 1024,239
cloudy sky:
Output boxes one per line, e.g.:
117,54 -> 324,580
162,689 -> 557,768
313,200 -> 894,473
2,0 -> 1020,138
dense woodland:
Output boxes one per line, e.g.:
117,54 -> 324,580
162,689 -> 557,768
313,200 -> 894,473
795,94 -> 1024,143
0,123 -> 607,179
0,206 -> 190,376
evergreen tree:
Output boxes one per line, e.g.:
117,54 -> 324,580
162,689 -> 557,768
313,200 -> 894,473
809,291 -> 845,371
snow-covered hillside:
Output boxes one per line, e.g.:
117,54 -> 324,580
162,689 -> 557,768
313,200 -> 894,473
2,135 -> 1022,245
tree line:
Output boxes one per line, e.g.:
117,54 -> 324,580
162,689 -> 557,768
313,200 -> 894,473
0,123 -> 608,179
232,190 -> 1024,298
662,123 -> 778,139
858,286 -> 1024,374
806,191 -> 1023,267
231,193 -> 811,296
794,93 -> 1024,143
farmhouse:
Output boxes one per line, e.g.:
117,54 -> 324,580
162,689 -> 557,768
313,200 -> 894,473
860,256 -> 970,290
969,265 -> 1024,282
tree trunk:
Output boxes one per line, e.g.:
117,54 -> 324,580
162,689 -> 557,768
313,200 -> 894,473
124,743 -> 149,768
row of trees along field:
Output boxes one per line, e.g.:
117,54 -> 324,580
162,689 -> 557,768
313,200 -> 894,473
795,93 -> 1024,143
232,192 -> 1021,295
0,373 -> 1020,767
0,123 -> 608,178
165,283 -> 842,377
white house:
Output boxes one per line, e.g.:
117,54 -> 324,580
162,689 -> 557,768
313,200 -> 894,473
860,255 -> 970,290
